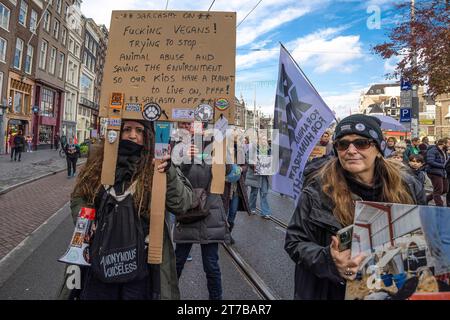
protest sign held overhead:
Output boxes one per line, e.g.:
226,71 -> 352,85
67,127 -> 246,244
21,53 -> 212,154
99,11 -> 236,123
272,44 -> 335,204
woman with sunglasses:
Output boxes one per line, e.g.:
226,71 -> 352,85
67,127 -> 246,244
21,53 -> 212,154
285,114 -> 426,300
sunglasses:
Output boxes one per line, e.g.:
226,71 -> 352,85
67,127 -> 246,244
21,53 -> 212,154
334,138 -> 375,151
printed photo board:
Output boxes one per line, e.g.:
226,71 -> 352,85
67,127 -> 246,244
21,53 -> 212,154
345,201 -> 450,300
99,10 -> 236,124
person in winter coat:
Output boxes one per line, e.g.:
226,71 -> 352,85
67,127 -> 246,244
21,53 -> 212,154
245,136 -> 272,218
418,136 -> 430,157
58,119 -> 193,300
403,137 -> 420,162
408,154 -> 430,188
64,138 -> 81,178
9,132 -> 16,160
12,131 -> 25,161
318,129 -> 334,156
285,114 -> 425,300
383,137 -> 397,158
173,121 -> 231,300
426,139 -> 448,206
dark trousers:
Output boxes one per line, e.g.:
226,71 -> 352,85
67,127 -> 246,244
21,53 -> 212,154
426,173 -> 448,206
227,193 -> 239,231
12,147 -> 22,160
10,147 -> 16,160
175,243 -> 222,300
66,157 -> 78,176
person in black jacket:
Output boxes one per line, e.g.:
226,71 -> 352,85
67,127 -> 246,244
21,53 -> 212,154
64,138 -> 81,178
426,139 -> 448,206
285,114 -> 425,300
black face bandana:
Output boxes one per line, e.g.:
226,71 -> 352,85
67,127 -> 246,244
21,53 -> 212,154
118,139 -> 143,157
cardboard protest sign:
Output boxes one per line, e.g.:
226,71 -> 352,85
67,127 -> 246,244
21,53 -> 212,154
345,201 -> 450,300
99,10 -> 236,124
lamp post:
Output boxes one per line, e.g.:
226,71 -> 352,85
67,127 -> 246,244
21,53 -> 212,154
0,101 -> 8,154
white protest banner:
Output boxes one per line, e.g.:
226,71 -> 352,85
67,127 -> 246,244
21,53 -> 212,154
272,44 -> 335,203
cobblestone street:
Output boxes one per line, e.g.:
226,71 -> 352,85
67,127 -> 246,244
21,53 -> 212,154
0,149 -> 69,193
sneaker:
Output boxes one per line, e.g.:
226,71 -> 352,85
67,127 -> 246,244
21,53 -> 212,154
186,255 -> 193,262
250,210 -> 257,215
262,215 -> 271,219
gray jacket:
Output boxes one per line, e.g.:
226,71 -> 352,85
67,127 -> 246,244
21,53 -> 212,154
174,163 -> 231,244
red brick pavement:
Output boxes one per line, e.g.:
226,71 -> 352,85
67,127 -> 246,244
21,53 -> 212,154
0,170 -> 79,260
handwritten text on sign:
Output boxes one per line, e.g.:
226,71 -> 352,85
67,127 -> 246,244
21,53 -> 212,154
100,11 -> 236,122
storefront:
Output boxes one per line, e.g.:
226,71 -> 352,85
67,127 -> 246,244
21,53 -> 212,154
6,118 -> 29,153
5,74 -> 34,152
33,83 -> 63,149
38,124 -> 53,145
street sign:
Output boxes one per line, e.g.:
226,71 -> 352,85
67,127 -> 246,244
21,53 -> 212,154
401,78 -> 412,91
400,107 -> 411,122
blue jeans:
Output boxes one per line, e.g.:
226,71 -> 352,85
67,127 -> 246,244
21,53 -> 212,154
227,192 -> 239,227
249,177 -> 271,216
175,243 -> 222,300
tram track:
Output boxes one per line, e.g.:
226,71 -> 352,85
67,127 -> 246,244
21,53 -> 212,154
221,242 -> 281,300
255,208 -> 288,229
216,207 -> 289,300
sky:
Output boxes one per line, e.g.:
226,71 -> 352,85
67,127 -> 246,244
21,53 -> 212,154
80,0 -> 409,118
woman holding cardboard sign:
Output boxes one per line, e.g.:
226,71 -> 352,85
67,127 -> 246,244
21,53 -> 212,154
285,114 -> 426,300
59,119 -> 193,300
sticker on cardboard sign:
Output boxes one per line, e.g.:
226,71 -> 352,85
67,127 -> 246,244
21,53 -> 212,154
107,130 -> 118,144
215,98 -> 229,111
110,92 -> 123,106
108,118 -> 122,128
194,104 -> 213,122
125,103 -> 142,112
143,103 -> 161,121
172,108 -> 195,120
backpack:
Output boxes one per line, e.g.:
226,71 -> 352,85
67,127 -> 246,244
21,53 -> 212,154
14,135 -> 23,146
89,183 -> 148,283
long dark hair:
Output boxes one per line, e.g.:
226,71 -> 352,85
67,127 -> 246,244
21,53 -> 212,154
72,123 -> 155,216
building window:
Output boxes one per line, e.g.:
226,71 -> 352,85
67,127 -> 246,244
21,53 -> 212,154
13,91 -> 23,113
80,73 -> 93,101
10,89 -> 29,115
25,45 -> 33,74
0,4 -> 10,31
74,43 -> 79,58
0,72 -> 3,101
61,27 -> 67,46
30,9 -> 37,33
43,10 -> 50,31
0,36 -> 6,63
52,19 -> 60,39
19,1 -> 28,27
49,47 -> 57,74
41,87 -> 55,117
13,38 -> 24,70
56,0 -> 62,14
39,40 -> 48,69
58,52 -> 64,79
69,37 -> 74,53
